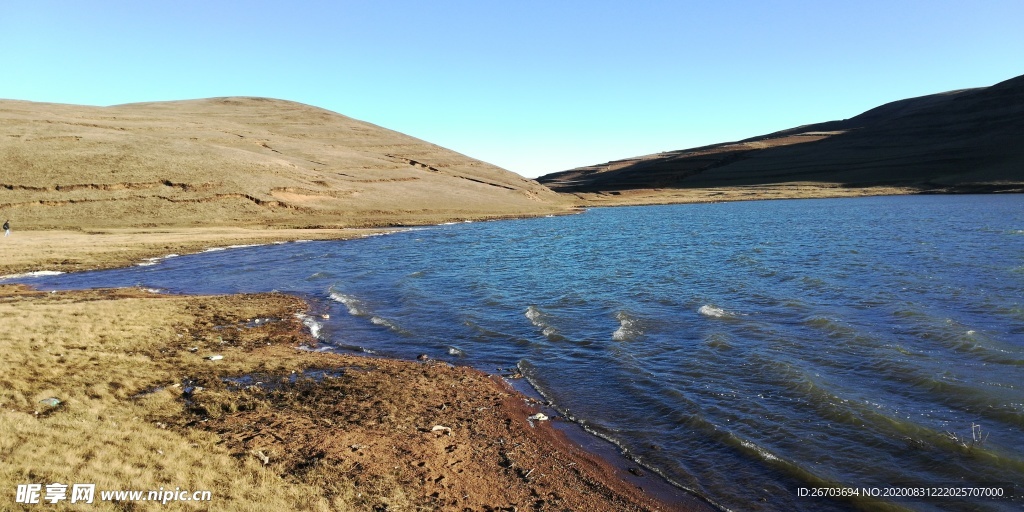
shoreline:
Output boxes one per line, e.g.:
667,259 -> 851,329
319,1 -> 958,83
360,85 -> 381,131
0,209 -> 588,277
5,187 -> 1019,278
0,214 -> 715,510
0,284 -> 713,511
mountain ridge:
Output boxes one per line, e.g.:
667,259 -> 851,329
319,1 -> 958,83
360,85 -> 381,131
538,74 -> 1024,196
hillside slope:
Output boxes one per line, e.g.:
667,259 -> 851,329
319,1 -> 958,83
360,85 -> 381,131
539,74 -> 1024,197
0,97 -> 566,229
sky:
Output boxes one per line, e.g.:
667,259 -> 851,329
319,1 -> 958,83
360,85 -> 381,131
2,1 -> 1022,178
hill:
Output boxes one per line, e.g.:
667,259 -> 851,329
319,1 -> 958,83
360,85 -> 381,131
0,97 -> 567,230
538,74 -> 1024,201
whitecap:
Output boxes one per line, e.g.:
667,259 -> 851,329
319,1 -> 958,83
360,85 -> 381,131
612,311 -> 643,341
699,305 -> 731,318
370,316 -> 395,328
526,305 -> 565,341
525,305 -> 544,326
203,247 -> 227,252
329,289 -> 366,316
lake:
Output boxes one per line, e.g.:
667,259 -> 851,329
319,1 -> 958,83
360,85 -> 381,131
11,195 -> 1024,511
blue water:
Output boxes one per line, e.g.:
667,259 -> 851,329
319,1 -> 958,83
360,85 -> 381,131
10,195 -> 1024,511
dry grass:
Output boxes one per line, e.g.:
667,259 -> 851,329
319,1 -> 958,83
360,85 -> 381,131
0,287 -> 694,512
0,287 -> 338,511
560,183 -> 920,207
0,97 -> 568,232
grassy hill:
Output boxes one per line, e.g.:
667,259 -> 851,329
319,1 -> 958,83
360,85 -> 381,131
0,97 -> 566,230
538,74 -> 1024,198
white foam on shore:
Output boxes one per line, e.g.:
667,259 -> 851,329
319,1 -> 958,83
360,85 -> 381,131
0,270 -> 66,280
295,313 -> 323,339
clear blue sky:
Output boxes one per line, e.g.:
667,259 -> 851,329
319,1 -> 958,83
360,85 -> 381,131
2,1 -> 1022,178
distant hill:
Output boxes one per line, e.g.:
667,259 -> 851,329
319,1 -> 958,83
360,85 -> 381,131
0,97 -> 566,230
538,74 -> 1024,196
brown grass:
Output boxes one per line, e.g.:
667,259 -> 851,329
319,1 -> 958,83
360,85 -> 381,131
0,287 -> 330,510
0,286 -> 704,511
559,183 -> 919,207
0,97 -> 569,232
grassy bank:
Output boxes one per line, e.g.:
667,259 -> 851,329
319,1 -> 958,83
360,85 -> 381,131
0,285 -> 700,511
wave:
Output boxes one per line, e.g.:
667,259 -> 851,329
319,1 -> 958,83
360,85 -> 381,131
698,304 -> 734,318
295,313 -> 323,339
328,287 -> 408,334
612,311 -> 643,341
370,315 -> 407,334
525,305 -> 563,341
135,253 -> 181,267
329,289 -> 366,316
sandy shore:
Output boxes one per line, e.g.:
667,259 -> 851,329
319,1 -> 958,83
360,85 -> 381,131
1,274 -> 712,510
